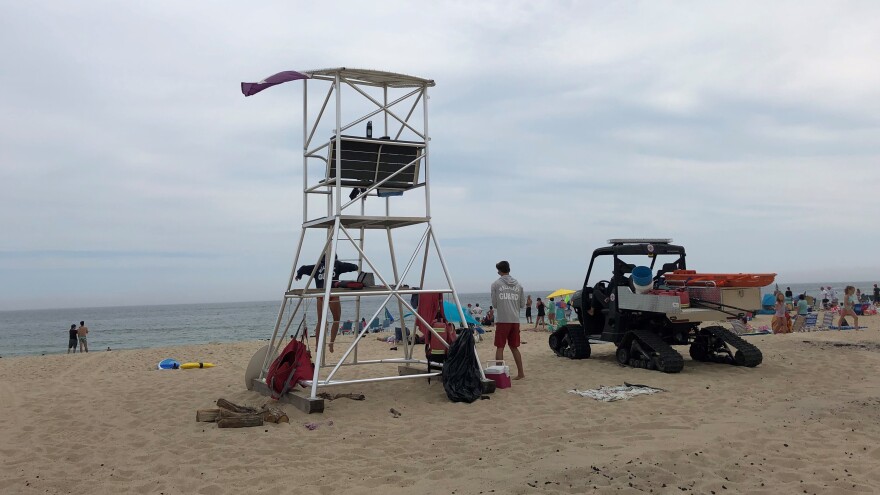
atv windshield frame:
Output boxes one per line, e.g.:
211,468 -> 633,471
582,241 -> 688,290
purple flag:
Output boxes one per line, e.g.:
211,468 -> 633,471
241,70 -> 309,96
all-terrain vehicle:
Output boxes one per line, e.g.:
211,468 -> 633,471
548,239 -> 766,373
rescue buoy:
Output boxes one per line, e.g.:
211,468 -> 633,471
180,362 -> 215,369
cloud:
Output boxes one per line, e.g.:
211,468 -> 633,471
1,1 -> 879,310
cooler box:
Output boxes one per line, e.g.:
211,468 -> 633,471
484,361 -> 511,389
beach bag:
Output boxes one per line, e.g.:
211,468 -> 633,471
441,327 -> 482,403
265,339 -> 314,399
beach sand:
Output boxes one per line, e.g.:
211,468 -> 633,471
2,314 -> 880,494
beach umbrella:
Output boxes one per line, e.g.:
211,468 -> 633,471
443,301 -> 479,325
403,302 -> 479,325
547,288 -> 576,300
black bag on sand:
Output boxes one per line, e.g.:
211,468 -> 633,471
442,328 -> 482,403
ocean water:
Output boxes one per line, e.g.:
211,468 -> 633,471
2,282 -> 876,357
0,292 -> 510,357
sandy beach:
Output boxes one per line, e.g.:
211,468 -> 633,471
2,314 -> 879,494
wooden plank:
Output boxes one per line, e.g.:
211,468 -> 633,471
251,379 -> 324,414
397,365 -> 429,376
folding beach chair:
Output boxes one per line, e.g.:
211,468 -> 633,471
820,312 -> 835,330
473,325 -> 485,343
340,320 -> 354,335
802,313 -> 818,332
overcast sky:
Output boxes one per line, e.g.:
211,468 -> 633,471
2,1 -> 879,311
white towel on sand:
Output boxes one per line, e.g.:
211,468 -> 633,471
568,383 -> 664,402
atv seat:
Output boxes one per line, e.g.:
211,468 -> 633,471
613,261 -> 635,287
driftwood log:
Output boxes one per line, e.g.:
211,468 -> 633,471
217,416 -> 264,428
219,409 -> 257,419
260,404 -> 289,424
196,409 -> 222,422
213,398 -> 288,424
216,398 -> 258,414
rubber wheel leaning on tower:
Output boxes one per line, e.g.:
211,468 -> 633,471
296,254 -> 358,353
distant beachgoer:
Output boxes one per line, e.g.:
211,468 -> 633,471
535,298 -> 546,329
547,298 -> 557,326
796,294 -> 808,315
873,284 -> 879,303
491,260 -> 525,380
785,287 -> 793,299
67,324 -> 78,354
828,287 -> 839,307
472,303 -> 484,321
771,292 -> 789,334
77,321 -> 89,353
555,299 -> 566,323
466,303 -> 473,316
839,286 -> 859,329
482,306 -> 494,326
793,295 -> 809,332
820,286 -> 829,309
296,254 -> 358,353
525,295 -> 533,324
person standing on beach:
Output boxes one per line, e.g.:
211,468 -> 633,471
771,292 -> 789,334
535,298 -> 545,329
295,254 -> 358,353
491,260 -> 525,380
793,295 -> 809,332
472,303 -> 484,322
839,286 -> 859,329
77,321 -> 89,353
873,284 -> 879,304
67,324 -> 78,354
525,295 -> 533,324
820,287 -> 829,309
547,298 -> 557,326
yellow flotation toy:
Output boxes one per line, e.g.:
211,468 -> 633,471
180,362 -> 215,369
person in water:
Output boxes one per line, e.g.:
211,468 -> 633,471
296,254 -> 358,353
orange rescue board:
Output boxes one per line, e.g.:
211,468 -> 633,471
664,270 -> 776,288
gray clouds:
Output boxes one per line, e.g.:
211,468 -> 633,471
1,1 -> 879,309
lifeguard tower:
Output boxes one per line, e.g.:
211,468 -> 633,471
240,68 -> 490,413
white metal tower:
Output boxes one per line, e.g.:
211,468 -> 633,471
240,68 -> 489,413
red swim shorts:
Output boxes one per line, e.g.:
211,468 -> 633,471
494,322 -> 521,348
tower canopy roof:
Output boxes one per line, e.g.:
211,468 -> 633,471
242,67 -> 434,96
